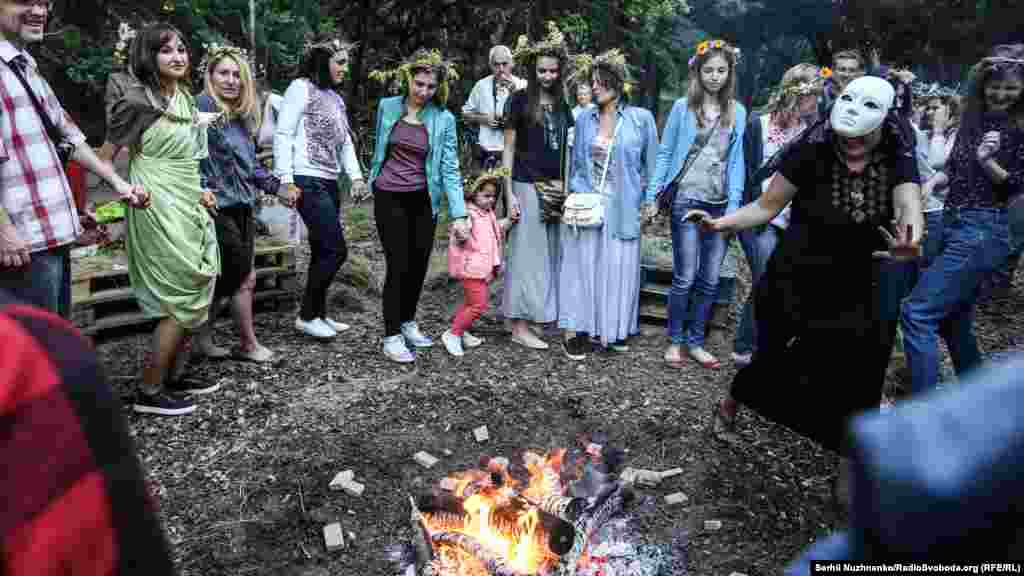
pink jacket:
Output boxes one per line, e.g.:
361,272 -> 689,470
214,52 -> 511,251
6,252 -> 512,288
448,204 -> 503,281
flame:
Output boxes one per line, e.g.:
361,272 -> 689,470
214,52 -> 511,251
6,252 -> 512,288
421,451 -> 570,575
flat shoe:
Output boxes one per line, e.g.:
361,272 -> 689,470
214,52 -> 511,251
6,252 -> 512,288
689,348 -> 721,369
511,333 -> 549,350
230,346 -> 274,364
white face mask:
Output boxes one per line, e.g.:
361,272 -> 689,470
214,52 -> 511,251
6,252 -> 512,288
830,77 -> 894,137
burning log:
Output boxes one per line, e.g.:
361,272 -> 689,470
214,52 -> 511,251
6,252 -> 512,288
409,496 -> 434,573
430,531 -> 533,576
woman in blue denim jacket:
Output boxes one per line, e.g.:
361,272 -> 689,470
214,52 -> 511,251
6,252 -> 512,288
900,44 -> 1024,395
558,51 -> 659,360
651,40 -> 746,369
367,49 -> 469,363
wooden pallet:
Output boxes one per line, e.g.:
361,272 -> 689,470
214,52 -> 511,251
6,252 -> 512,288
638,265 -> 671,322
71,239 -> 299,335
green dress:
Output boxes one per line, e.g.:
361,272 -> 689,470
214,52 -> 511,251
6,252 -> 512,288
126,90 -> 219,329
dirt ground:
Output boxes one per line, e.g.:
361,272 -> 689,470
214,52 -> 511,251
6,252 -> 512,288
94,205 -> 1024,576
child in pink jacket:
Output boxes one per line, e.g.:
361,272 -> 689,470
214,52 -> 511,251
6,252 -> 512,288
443,168 -> 516,356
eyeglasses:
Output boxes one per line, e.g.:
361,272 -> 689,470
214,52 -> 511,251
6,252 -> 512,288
12,0 -> 54,9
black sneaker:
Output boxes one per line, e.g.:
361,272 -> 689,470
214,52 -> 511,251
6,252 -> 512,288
563,333 -> 590,361
166,376 -> 221,396
132,391 -> 197,416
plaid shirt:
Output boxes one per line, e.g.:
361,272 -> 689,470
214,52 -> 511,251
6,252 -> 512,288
0,291 -> 176,575
0,41 -> 86,253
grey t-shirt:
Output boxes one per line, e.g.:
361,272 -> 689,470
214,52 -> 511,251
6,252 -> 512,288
679,119 -> 729,204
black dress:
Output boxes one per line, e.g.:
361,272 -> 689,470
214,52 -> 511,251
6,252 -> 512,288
730,131 -> 920,454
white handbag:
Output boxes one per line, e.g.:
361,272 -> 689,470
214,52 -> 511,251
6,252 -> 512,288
562,117 -> 622,231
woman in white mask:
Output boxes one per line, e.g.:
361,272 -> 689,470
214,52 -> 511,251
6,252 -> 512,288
691,77 -> 923,481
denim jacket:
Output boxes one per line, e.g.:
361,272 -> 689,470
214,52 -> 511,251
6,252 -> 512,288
569,104 -> 659,241
369,96 -> 466,219
651,98 -> 747,214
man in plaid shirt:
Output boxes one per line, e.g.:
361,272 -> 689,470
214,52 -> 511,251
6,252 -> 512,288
0,0 -> 148,318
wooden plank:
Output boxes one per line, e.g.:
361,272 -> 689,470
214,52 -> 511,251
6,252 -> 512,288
640,282 -> 670,297
73,286 -> 136,308
78,311 -> 158,336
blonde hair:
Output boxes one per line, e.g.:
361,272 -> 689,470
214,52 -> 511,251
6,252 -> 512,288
203,51 -> 261,133
686,45 -> 738,128
764,63 -> 822,128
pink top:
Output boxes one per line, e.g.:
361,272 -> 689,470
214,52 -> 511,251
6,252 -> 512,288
448,204 -> 503,280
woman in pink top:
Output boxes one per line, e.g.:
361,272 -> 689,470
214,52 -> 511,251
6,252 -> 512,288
443,168 -> 517,356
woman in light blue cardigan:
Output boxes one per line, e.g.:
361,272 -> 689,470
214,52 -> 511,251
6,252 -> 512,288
367,49 -> 469,363
558,51 -> 659,360
651,40 -> 746,369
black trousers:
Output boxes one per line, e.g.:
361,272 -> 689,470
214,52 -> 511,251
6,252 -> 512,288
295,176 -> 348,321
212,205 -> 256,301
373,187 -> 436,336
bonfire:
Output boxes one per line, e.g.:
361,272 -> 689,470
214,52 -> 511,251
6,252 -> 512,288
389,437 -> 687,576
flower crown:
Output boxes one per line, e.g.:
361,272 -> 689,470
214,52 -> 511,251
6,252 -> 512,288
368,49 -> 460,105
197,43 -> 253,77
512,21 -> 570,65
911,81 -> 961,100
778,75 -> 825,98
304,36 -> 357,57
567,49 -> 633,96
468,166 -> 512,195
689,39 -> 741,68
112,22 -> 137,67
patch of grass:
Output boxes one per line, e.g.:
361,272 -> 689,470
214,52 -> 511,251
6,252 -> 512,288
345,205 -> 375,242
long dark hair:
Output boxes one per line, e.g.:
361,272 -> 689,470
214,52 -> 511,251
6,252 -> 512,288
525,53 -> 568,126
300,42 -> 346,91
129,23 -> 190,93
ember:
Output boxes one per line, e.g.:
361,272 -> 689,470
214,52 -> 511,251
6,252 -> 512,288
389,438 -> 688,576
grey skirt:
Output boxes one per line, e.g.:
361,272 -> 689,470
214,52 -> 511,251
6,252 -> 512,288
502,181 -> 561,323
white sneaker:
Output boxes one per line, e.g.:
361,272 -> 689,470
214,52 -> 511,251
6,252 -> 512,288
295,317 -> 336,339
442,330 -> 464,357
383,335 -> 415,363
462,331 -> 484,348
400,321 -> 433,348
321,317 -> 351,333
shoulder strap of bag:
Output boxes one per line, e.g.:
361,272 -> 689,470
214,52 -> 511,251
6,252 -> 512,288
596,116 -> 623,195
670,113 -> 722,188
5,58 -> 63,151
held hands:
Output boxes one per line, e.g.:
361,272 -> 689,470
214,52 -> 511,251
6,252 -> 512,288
351,179 -> 370,203
118,183 -> 151,209
451,218 -> 471,244
874,223 -> 922,262
277,182 -> 301,208
977,131 -> 1001,163
200,189 -> 218,215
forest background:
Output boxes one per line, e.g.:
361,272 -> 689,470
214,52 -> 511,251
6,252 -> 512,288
41,0 -> 1022,145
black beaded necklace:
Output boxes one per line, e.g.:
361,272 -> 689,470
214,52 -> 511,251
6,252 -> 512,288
831,150 -> 889,224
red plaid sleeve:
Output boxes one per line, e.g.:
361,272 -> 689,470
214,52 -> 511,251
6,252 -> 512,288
0,298 -> 175,575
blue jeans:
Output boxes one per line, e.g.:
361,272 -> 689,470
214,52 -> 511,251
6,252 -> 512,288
734,225 -> 780,355
901,207 -> 1011,394
0,245 -> 71,318
922,210 -> 944,268
667,199 -> 727,346
295,176 -> 347,322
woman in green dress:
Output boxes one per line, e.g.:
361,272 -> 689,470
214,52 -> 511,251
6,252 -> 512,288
107,23 -> 220,416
